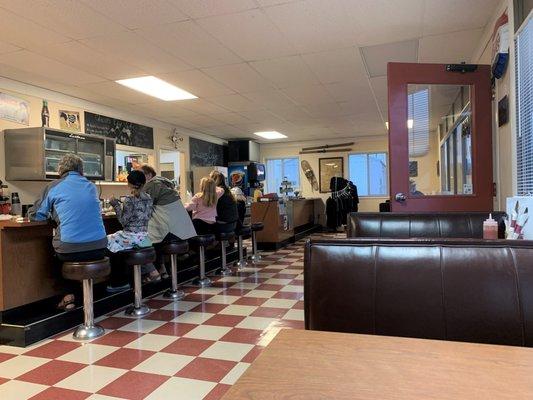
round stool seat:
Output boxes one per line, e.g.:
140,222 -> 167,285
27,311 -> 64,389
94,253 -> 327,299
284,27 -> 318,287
236,226 -> 252,237
217,231 -> 235,241
160,241 -> 189,255
119,247 -> 156,266
251,222 -> 264,232
62,258 -> 111,281
189,234 -> 216,248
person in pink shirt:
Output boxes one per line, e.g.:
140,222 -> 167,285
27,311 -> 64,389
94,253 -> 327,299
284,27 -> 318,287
185,177 -> 223,235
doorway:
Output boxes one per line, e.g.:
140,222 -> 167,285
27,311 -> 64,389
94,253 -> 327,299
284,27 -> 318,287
159,148 -> 181,191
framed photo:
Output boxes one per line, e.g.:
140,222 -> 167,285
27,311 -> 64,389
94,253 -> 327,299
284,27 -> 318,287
59,110 -> 81,132
319,157 -> 344,193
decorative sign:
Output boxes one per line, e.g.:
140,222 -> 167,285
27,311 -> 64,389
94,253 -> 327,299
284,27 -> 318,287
59,110 -> 80,132
84,111 -> 154,149
319,157 -> 344,193
0,92 -> 30,125
189,137 -> 226,167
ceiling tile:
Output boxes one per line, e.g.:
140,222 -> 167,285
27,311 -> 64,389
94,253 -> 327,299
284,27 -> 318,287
0,0 -> 126,39
80,80 -> 160,104
0,50 -> 106,85
423,0 -> 501,36
264,105 -> 312,122
158,69 -> 235,97
211,112 -> 252,125
202,63 -> 274,92
369,76 -> 388,117
302,47 -> 366,84
342,0 -> 424,46
138,20 -> 242,68
0,40 -> 21,54
418,28 -> 485,63
303,102 -> 354,118
257,0 -> 301,5
179,98 -> 231,115
174,0 -> 257,18
324,80 -> 374,103
264,0 -> 356,53
81,0 -> 188,29
197,9 -> 296,61
280,84 -> 335,105
241,89 -> 297,109
129,102 -> 201,118
250,55 -> 319,88
361,39 -> 419,78
207,94 -> 262,112
81,32 -> 192,74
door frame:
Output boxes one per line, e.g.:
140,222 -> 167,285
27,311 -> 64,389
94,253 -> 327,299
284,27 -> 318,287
387,62 -> 493,212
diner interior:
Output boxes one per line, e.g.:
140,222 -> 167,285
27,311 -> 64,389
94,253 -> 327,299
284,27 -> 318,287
0,0 -> 532,399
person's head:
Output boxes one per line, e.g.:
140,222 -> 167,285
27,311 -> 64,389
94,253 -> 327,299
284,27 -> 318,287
199,177 -> 217,207
58,154 -> 83,177
140,165 -> 156,181
127,170 -> 146,196
230,187 -> 246,202
209,170 -> 227,188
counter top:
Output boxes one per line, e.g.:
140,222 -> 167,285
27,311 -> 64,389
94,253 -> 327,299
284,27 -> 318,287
0,214 -> 116,229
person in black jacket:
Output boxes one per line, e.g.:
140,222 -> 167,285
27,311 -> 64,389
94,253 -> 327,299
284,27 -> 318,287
210,170 -> 239,233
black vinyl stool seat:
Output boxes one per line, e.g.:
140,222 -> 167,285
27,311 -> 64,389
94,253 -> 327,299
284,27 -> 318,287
249,223 -> 264,263
189,234 -> 216,287
120,247 -> 156,317
160,241 -> 189,300
235,226 -> 252,271
62,258 -> 111,340
216,231 -> 236,276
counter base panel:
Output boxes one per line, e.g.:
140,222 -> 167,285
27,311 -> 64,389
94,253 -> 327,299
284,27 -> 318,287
257,224 -> 321,251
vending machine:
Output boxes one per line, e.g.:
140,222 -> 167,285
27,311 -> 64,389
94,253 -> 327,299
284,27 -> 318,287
228,162 -> 265,196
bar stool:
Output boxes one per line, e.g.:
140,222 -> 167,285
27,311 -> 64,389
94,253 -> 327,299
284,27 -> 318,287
216,231 -> 236,276
62,258 -> 111,340
235,225 -> 252,271
249,223 -> 264,263
160,241 -> 189,300
189,234 -> 216,287
120,247 -> 156,317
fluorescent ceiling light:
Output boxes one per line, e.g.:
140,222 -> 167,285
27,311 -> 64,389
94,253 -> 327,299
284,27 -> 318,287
115,76 -> 197,101
407,119 -> 414,129
254,131 -> 287,140
385,121 -> 389,129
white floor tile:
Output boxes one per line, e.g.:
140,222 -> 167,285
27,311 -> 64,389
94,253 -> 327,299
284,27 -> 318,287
118,319 -> 166,333
171,312 -> 215,324
86,394 -> 125,400
161,301 -> 200,312
145,377 -> 216,400
218,305 -> 258,316
57,344 -> 118,364
236,317 -> 277,330
262,299 -> 298,309
183,325 -> 232,341
124,334 -> 178,352
283,269 -> 303,274
257,327 -> 283,347
133,352 -> 194,376
0,345 -> 27,355
265,278 -> 293,285
220,362 -> 250,385
0,379 -> 47,399
200,341 -> 254,362
216,276 -> 245,283
55,365 -> 126,393
279,285 -> 304,293
283,309 -> 305,321
191,287 -> 225,295
205,295 -> 240,305
243,290 -> 276,298
230,282 -> 259,290
0,355 -> 49,379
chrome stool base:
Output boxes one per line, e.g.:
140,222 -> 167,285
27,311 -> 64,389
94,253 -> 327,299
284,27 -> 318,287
164,289 -> 185,300
125,305 -> 151,317
73,324 -> 105,340
194,277 -> 212,287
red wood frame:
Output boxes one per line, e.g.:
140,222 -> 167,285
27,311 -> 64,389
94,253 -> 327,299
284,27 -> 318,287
387,62 -> 493,212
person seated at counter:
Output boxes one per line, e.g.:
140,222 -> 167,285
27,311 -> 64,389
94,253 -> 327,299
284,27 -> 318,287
210,170 -> 239,233
185,177 -> 223,235
140,164 -> 197,282
28,153 -> 107,310
231,186 -> 247,230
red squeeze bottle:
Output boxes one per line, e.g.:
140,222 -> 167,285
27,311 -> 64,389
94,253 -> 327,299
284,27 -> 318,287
483,214 -> 498,240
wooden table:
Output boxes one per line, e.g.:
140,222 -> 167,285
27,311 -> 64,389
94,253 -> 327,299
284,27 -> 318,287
222,329 -> 533,399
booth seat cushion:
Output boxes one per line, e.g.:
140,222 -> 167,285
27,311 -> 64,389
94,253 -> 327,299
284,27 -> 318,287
304,238 -> 533,347
347,212 -> 507,239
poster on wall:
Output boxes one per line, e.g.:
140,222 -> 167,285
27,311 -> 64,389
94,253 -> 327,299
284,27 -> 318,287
0,92 -> 30,125
84,111 -> 154,149
59,110 -> 81,132
189,137 -> 226,167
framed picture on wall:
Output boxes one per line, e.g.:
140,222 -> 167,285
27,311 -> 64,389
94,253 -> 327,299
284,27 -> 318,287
319,157 -> 344,193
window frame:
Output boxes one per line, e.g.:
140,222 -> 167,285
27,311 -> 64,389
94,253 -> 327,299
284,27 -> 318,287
348,151 -> 389,198
264,156 -> 301,194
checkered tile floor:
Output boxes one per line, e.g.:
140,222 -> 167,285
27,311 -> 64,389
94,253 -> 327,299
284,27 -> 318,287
0,234 -> 338,400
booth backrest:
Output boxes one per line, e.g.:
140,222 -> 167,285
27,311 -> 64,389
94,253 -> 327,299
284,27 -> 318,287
347,212 -> 507,239
304,238 -> 533,347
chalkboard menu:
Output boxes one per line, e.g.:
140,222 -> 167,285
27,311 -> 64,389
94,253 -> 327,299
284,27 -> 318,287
190,137 -> 227,167
84,111 -> 154,149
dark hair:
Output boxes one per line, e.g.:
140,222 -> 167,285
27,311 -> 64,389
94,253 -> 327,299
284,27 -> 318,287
210,170 -> 234,201
128,170 -> 146,189
140,164 -> 156,178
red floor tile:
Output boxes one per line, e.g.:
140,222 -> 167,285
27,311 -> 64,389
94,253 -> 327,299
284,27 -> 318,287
222,288 -> 251,296
232,297 -> 267,306
98,316 -> 134,330
175,357 -> 237,382
242,346 -> 264,363
25,340 -> 80,359
95,348 -> 154,370
161,337 -> 215,356
251,307 -> 287,318
92,330 -> 143,347
0,377 -> 9,385
290,279 -> 304,285
221,328 -> 264,345
204,383 -> 232,400
182,293 -> 214,302
29,387 -> 90,400
17,360 -> 85,385
98,371 -> 169,400
190,302 -> 228,314
274,273 -> 299,279
241,277 -> 269,284
151,322 -> 197,337
255,284 -> 284,291
143,309 -> 183,321
0,352 -> 15,363
145,299 -> 172,309
272,291 -> 303,300
204,314 -> 246,327
292,301 -> 305,310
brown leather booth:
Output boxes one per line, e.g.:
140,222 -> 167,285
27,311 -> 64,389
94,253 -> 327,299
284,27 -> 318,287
346,212 -> 507,239
304,238 -> 533,347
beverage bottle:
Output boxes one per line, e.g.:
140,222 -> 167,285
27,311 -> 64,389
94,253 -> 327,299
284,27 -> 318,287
483,213 -> 498,239
41,100 -> 50,127
11,192 -> 22,216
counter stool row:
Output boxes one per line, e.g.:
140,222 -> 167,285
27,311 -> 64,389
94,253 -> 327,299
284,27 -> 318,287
61,223 -> 264,341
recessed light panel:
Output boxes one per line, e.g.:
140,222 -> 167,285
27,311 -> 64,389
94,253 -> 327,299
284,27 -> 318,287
116,76 -> 197,101
254,131 -> 288,139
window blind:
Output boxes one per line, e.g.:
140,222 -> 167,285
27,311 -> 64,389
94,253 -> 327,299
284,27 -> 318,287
408,89 -> 430,157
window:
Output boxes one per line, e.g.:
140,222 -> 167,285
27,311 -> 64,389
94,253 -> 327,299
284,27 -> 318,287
265,157 -> 300,194
408,88 -> 430,157
348,153 -> 388,196
516,14 -> 533,195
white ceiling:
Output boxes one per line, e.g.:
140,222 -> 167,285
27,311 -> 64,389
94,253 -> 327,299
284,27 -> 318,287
0,0 -> 499,142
